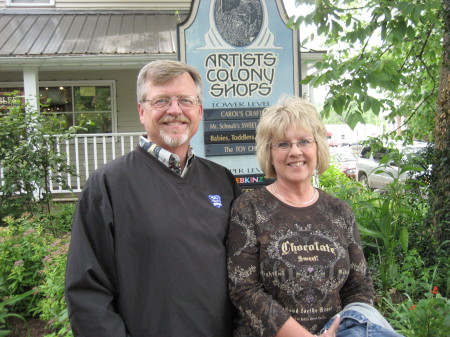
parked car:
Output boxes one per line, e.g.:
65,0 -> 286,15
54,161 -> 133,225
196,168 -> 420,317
330,149 -> 357,180
356,141 -> 429,190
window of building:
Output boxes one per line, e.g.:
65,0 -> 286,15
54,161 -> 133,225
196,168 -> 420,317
0,88 -> 23,113
0,81 -> 115,134
6,0 -> 55,6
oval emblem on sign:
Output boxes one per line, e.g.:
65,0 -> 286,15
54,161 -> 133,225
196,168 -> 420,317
214,0 -> 263,47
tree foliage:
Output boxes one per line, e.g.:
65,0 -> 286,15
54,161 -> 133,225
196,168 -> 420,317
290,0 -> 443,141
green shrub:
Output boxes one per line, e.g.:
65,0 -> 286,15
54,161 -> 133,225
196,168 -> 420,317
320,164 -> 447,297
0,212 -> 74,335
35,233 -> 73,337
391,250 -> 441,300
0,215 -> 54,314
351,180 -> 429,290
0,93 -> 78,222
320,164 -> 375,209
36,203 -> 75,236
320,164 -> 352,191
0,289 -> 35,336
384,287 -> 450,337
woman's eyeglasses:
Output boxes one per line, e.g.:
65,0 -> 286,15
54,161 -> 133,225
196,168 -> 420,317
271,139 -> 316,151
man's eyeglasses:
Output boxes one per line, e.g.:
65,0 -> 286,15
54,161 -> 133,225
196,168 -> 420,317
271,139 -> 317,151
142,95 -> 199,110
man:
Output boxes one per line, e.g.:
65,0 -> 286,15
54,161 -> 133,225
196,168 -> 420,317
65,60 -> 240,336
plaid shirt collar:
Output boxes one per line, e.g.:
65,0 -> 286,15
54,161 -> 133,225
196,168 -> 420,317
139,135 -> 194,176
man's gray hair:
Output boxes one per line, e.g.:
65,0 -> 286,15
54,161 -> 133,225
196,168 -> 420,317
136,60 -> 203,103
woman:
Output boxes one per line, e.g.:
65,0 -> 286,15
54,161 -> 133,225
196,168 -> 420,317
227,96 -> 403,337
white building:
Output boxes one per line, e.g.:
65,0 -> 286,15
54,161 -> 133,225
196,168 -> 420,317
325,123 -> 382,147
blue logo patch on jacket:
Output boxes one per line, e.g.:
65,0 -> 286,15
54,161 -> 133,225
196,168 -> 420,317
208,195 -> 222,208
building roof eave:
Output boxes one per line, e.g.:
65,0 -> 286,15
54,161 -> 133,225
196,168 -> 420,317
0,54 -> 178,72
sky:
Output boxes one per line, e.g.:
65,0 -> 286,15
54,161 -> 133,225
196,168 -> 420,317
282,0 -> 326,50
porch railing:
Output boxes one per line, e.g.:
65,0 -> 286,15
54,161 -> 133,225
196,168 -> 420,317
50,132 -> 142,196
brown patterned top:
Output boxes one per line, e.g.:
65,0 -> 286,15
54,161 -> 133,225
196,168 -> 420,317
227,187 -> 374,336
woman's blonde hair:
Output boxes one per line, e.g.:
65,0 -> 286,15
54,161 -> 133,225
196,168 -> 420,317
256,95 -> 330,178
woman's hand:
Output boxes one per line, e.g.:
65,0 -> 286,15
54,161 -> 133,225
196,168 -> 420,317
318,315 -> 340,337
275,315 -> 340,337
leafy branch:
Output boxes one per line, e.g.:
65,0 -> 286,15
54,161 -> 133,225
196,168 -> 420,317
291,0 -> 442,141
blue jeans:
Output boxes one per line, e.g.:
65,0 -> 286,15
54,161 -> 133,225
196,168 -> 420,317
321,310 -> 404,337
